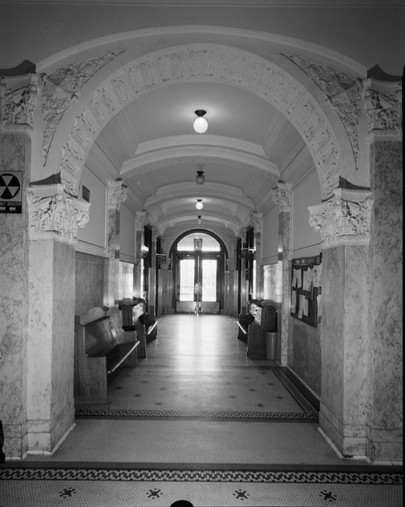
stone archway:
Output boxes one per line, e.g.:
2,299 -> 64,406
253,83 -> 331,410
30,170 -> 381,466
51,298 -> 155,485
41,43 -> 358,202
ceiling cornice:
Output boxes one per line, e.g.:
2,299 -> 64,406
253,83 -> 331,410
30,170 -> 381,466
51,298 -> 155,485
122,136 -> 279,177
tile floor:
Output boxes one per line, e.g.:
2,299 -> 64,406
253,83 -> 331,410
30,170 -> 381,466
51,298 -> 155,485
0,314 -> 402,506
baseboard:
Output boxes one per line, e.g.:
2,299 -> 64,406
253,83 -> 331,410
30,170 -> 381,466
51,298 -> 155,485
284,366 -> 320,411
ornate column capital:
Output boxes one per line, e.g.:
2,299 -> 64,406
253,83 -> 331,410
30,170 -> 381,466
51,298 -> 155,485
308,188 -> 373,248
135,210 -> 148,230
0,74 -> 40,133
107,179 -> 128,210
28,183 -> 90,243
362,78 -> 402,139
271,182 -> 292,211
251,211 -> 263,235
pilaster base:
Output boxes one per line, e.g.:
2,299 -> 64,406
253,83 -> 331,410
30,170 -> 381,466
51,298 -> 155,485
319,402 -> 368,459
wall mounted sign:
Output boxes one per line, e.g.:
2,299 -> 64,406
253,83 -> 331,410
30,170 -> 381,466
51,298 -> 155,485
0,172 -> 23,214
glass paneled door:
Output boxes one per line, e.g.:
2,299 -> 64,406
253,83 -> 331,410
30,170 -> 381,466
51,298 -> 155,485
177,254 -> 219,313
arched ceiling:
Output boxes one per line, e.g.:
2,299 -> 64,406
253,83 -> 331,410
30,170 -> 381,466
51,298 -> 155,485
7,0 -> 398,239
85,78 -> 312,235
15,0 -> 399,238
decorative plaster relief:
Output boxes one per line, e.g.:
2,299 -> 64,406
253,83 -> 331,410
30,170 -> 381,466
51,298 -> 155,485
362,79 -> 402,137
135,210 -> 148,230
27,184 -> 90,243
284,55 -> 361,169
308,189 -> 372,248
55,45 -> 343,198
251,211 -> 263,235
41,51 -> 125,162
271,182 -> 292,211
0,74 -> 39,131
107,180 -> 128,210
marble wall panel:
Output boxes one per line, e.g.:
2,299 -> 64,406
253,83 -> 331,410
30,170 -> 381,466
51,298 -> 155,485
290,318 -> 321,398
75,252 -> 106,315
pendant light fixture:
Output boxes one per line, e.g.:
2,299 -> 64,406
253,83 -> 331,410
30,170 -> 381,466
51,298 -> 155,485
196,170 -> 205,185
196,199 -> 203,210
193,110 -> 208,134
197,215 -> 202,225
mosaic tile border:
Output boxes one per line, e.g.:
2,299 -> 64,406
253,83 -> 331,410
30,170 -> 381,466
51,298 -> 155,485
75,408 -> 317,421
75,368 -> 319,421
0,467 -> 402,485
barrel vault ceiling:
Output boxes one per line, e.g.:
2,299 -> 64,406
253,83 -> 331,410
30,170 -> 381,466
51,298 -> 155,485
85,73 -> 313,235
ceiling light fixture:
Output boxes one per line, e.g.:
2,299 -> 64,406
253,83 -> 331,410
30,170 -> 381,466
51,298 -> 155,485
197,215 -> 202,225
196,199 -> 203,210
193,110 -> 208,134
196,170 -> 205,185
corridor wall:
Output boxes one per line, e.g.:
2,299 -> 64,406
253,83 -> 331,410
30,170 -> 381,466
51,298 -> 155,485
119,204 -> 136,264
77,166 -> 107,258
289,169 -> 322,398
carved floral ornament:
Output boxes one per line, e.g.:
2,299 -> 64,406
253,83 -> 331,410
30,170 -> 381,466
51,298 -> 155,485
362,79 -> 402,137
308,188 -> 373,248
271,182 -> 292,211
0,74 -> 40,132
41,51 -> 125,162
284,54 -> 361,170
251,211 -> 263,235
52,46 -> 343,199
107,180 -> 128,210
27,184 -> 90,243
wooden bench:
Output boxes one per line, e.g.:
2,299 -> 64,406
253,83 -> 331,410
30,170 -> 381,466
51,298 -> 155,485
74,306 -> 139,405
119,301 -> 158,359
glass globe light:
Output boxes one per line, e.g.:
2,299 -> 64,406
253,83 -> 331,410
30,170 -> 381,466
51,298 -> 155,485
193,110 -> 208,134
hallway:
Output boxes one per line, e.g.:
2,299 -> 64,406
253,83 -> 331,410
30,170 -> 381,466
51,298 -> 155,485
0,315 -> 402,506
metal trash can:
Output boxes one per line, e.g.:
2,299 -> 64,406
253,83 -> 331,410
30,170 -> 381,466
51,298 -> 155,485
265,332 -> 279,360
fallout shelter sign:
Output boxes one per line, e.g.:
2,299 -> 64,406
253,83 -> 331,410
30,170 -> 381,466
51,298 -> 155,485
0,172 -> 23,214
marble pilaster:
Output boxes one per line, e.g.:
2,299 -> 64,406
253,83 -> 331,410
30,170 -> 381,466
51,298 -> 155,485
318,243 -> 371,458
252,212 -> 263,300
0,132 -> 30,458
27,239 -> 76,452
309,188 -> 373,458
272,183 -> 292,367
0,73 -> 39,458
367,138 -> 402,462
105,180 -> 128,305
135,211 -> 147,297
148,229 -> 158,311
25,183 -> 89,454
363,76 -> 402,462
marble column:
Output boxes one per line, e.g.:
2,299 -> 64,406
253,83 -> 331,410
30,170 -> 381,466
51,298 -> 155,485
271,183 -> 292,367
309,188 -> 375,459
105,180 -> 128,306
0,74 -> 37,458
252,212 -> 263,300
26,184 -> 89,455
148,228 -> 157,311
362,77 -> 402,462
134,211 -> 147,297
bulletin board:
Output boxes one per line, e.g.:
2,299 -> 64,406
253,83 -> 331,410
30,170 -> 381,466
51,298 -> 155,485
291,253 -> 322,328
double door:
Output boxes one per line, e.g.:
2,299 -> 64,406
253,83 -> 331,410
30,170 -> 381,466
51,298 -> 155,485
176,253 -> 220,313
